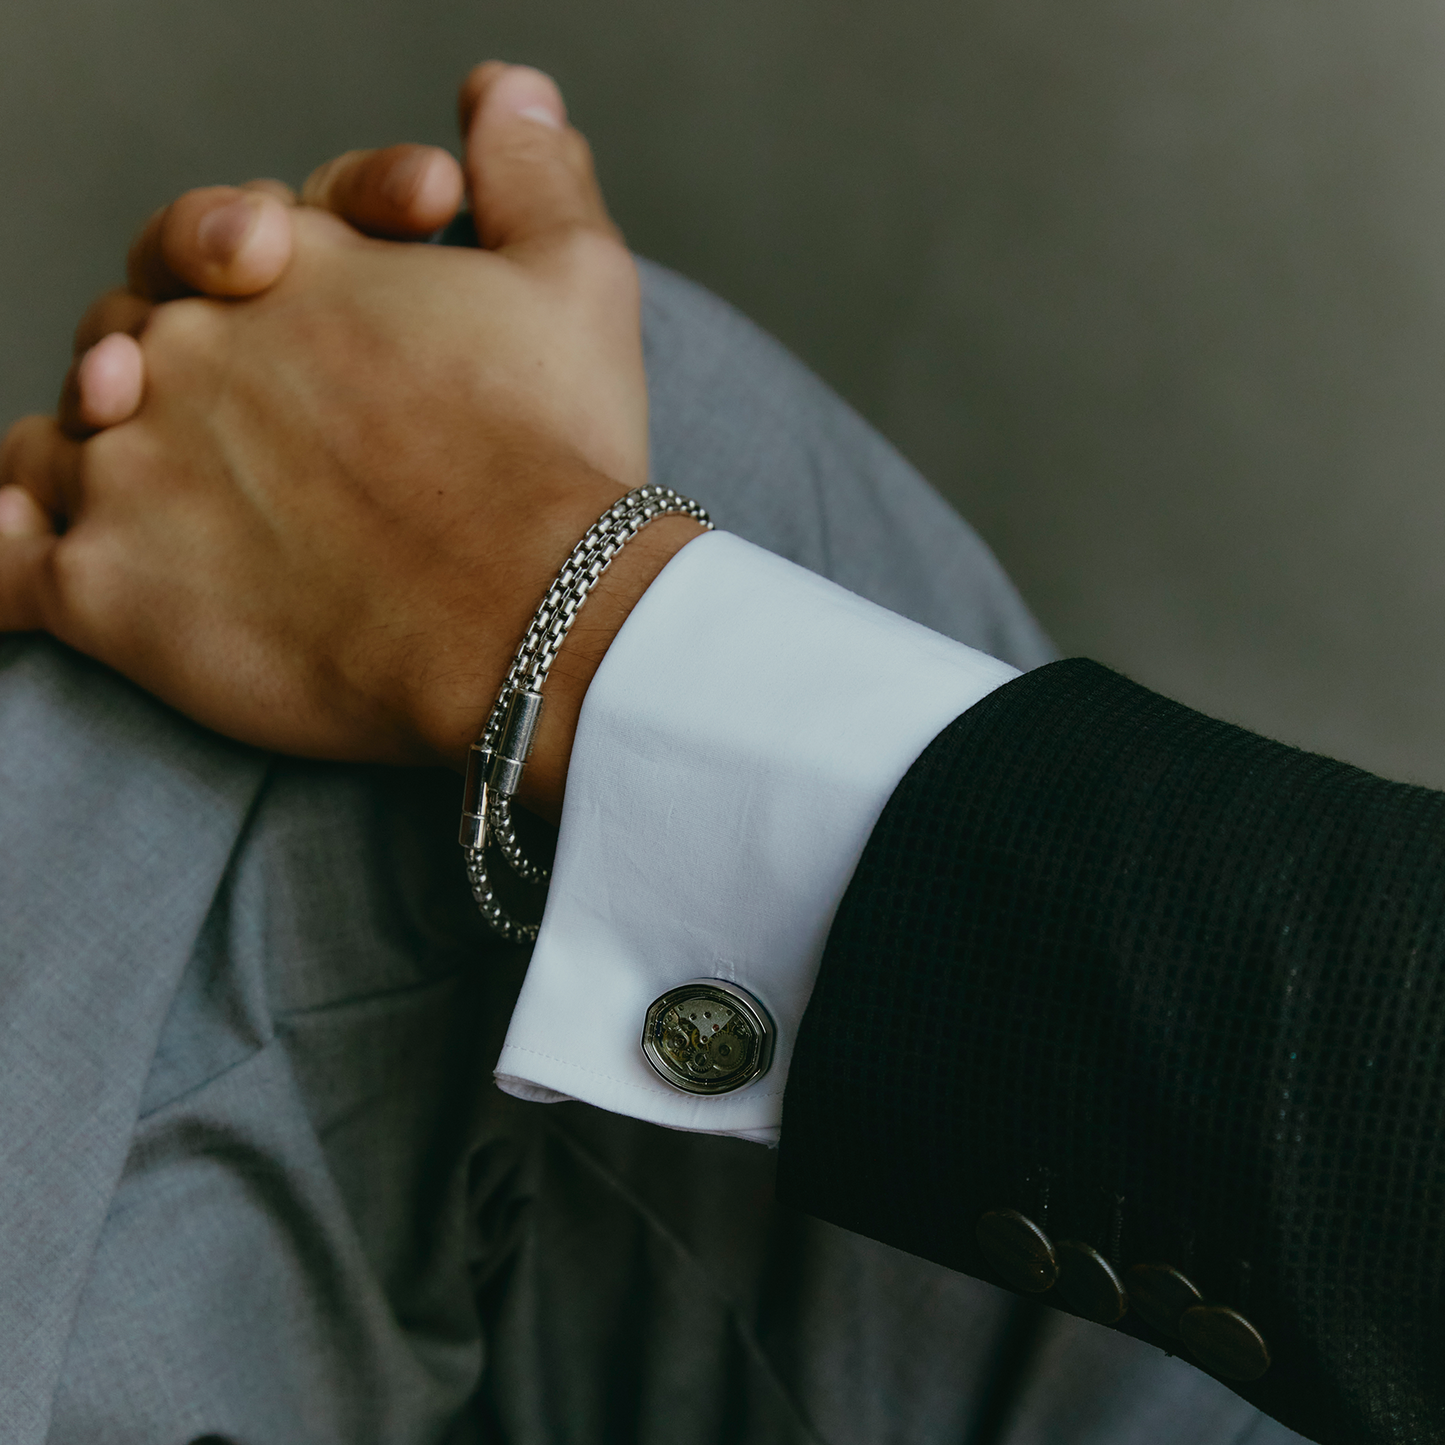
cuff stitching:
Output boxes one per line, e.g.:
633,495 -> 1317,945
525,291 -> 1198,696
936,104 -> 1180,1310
497,1042 -> 786,1101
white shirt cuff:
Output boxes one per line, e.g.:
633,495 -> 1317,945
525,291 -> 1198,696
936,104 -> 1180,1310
494,531 -> 1018,1143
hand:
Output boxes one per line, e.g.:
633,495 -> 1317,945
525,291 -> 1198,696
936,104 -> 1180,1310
0,64 -> 698,819
46,62 -> 614,444
55,114 -> 472,438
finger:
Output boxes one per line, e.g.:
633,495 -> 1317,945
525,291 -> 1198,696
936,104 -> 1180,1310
456,62 -> 616,251
0,485 -> 52,540
127,186 -> 293,302
59,333 -> 146,438
457,60 -> 511,144
0,415 -> 82,523
301,144 -> 464,239
79,333 -> 146,428
242,177 -> 297,204
73,288 -> 153,355
0,528 -> 58,633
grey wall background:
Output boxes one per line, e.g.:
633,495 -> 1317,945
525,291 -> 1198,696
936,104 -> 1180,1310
4,0 -> 1445,784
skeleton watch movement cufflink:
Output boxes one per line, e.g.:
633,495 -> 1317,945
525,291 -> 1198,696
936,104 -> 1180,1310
642,980 -> 774,1094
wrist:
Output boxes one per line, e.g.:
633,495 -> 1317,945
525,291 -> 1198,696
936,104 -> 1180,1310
450,488 -> 708,946
409,469 -> 706,817
514,511 -> 706,821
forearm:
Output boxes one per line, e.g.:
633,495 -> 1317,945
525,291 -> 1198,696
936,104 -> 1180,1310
504,538 -> 1441,1443
781,657 -> 1445,1445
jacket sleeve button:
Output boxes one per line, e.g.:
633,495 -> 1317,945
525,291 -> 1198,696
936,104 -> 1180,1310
1179,1304 -> 1272,1381
1055,1240 -> 1128,1323
975,1209 -> 1058,1293
1125,1262 -> 1204,1338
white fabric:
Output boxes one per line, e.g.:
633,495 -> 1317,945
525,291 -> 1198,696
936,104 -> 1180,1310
494,532 -> 1018,1142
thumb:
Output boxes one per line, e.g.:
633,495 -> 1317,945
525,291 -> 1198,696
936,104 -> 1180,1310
458,63 -> 617,252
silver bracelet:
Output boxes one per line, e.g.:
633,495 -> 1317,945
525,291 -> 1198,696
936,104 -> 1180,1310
459,484 -> 714,942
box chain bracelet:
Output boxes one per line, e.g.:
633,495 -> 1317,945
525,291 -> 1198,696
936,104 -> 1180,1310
459,484 -> 713,942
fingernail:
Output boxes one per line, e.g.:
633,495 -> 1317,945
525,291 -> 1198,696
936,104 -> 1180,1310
381,147 -> 434,207
196,196 -> 262,261
489,65 -> 566,129
517,104 -> 562,130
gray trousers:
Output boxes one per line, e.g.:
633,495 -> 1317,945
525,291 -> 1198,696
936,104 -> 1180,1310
0,262 -> 1299,1445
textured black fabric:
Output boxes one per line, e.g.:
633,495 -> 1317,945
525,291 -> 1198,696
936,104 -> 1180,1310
778,659 -> 1445,1445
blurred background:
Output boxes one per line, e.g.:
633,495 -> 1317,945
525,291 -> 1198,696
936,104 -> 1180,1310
4,0 -> 1445,783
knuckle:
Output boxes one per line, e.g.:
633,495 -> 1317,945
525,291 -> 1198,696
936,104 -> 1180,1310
83,425 -> 157,501
493,122 -> 565,176
48,531 -> 108,616
46,534 -> 130,643
142,296 -> 226,365
560,227 -> 636,296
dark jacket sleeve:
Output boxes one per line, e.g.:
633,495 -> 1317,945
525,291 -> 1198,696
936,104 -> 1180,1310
777,657 -> 1445,1445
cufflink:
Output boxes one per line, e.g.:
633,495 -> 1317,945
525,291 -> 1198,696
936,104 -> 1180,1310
641,980 -> 775,1094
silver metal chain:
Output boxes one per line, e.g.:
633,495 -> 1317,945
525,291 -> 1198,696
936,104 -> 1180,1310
460,484 -> 713,942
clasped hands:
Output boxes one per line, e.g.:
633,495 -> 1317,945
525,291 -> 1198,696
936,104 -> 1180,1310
0,63 -> 702,819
